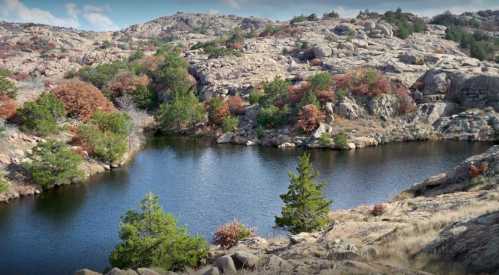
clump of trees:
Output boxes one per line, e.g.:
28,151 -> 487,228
213,220 -> 254,249
109,193 -> 208,271
24,140 -> 83,189
156,90 -> 206,132
275,153 -> 332,234
431,11 -> 498,62
383,8 -> 426,39
18,92 -> 65,136
190,28 -> 245,59
77,111 -> 131,164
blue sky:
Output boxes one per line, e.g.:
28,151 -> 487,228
1,0 -> 499,31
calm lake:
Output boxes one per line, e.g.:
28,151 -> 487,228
0,138 -> 493,275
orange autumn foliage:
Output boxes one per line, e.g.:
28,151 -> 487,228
52,80 -> 115,121
297,104 -> 324,133
0,95 -> 17,119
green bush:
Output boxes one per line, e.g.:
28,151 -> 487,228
383,9 -> 426,39
128,50 -> 145,62
0,68 -> 12,77
0,173 -> 9,193
157,90 -> 206,131
309,72 -> 333,92
19,92 -> 65,136
0,76 -> 17,99
109,193 -> 208,271
132,85 -> 158,110
79,61 -> 128,89
336,88 -> 348,101
290,15 -> 307,25
248,89 -> 263,105
222,116 -> 239,133
78,111 -> 131,164
334,132 -> 349,149
256,105 -> 289,128
24,140 -> 83,189
259,77 -> 289,107
319,132 -> 333,146
275,153 -> 332,234
298,91 -> 320,109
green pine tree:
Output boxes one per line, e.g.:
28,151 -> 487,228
110,193 -> 208,271
275,153 -> 332,234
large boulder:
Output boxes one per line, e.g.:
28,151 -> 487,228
232,251 -> 259,269
368,94 -> 400,119
416,102 -> 457,125
336,97 -> 365,120
434,108 -> 499,141
421,211 -> 499,274
106,268 -> 138,275
215,255 -> 237,274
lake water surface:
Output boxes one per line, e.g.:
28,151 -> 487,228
0,138 -> 493,275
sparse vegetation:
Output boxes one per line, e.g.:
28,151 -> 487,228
319,132 -> 333,146
0,173 -> 9,193
109,193 -> 208,271
383,8 -> 426,39
334,132 -> 349,149
24,140 -> 83,189
275,153 -> 332,234
0,76 -> 17,99
18,92 -> 65,136
213,220 -> 254,249
222,116 -> 239,133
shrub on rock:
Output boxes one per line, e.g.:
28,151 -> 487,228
18,92 -> 65,136
109,193 -> 208,271
208,97 -> 229,126
334,132 -> 349,149
52,80 -> 115,121
222,116 -> 239,133
296,104 -> 324,133
213,220 -> 254,249
227,96 -> 245,115
24,140 -> 83,189
275,153 -> 332,234
256,105 -> 289,128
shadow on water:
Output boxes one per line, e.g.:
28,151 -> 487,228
0,138 -> 494,275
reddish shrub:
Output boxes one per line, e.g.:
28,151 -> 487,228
469,162 -> 488,178
371,204 -> 386,216
213,220 -> 255,249
310,58 -> 322,66
208,97 -> 230,125
296,104 -> 324,133
11,72 -> 29,81
316,90 -> 335,103
0,95 -> 17,119
227,96 -> 246,115
106,72 -> 150,97
333,74 -> 352,90
52,80 -> 115,121
287,81 -> 310,104
370,77 -> 391,96
395,87 -> 416,114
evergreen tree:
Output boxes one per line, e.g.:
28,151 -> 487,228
275,153 -> 332,234
110,193 -> 208,271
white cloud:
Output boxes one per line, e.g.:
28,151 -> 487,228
0,0 -> 119,31
0,0 -> 79,28
82,5 -> 119,31
221,0 -> 241,9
